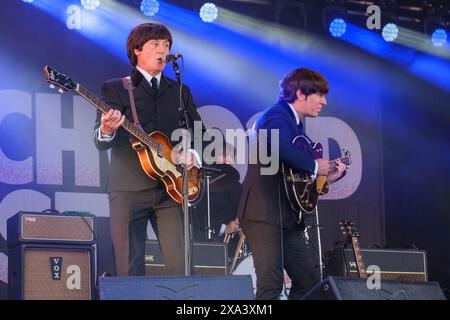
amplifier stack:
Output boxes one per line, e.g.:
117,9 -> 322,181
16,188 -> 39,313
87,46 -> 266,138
7,211 -> 96,300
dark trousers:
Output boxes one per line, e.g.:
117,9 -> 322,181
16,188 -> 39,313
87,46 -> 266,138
109,188 -> 185,276
241,218 -> 319,300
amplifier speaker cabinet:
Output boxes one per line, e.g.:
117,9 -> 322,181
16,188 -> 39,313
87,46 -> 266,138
145,240 -> 227,275
7,211 -> 95,247
326,248 -> 428,282
8,244 -> 95,300
99,275 -> 254,300
302,276 -> 446,300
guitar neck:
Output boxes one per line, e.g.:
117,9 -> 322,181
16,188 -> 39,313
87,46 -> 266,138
328,155 -> 351,170
76,85 -> 159,152
351,237 -> 367,278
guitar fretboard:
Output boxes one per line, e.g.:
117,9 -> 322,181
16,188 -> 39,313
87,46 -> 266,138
328,155 -> 351,171
77,85 -> 162,153
351,237 -> 367,278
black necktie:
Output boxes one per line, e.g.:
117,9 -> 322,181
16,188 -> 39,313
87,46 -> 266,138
151,77 -> 158,95
297,121 -> 304,135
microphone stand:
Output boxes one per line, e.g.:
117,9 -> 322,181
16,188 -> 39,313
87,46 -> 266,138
304,206 -> 325,281
171,57 -> 192,276
206,175 -> 213,240
314,205 -> 324,281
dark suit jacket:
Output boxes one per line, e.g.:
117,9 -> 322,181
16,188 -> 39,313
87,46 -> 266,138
93,68 -> 202,193
237,99 -> 316,227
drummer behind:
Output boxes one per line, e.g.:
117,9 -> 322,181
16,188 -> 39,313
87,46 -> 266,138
191,143 -> 242,258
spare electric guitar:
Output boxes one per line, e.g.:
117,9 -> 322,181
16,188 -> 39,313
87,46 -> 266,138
282,135 -> 351,215
339,219 -> 367,278
43,65 -> 202,204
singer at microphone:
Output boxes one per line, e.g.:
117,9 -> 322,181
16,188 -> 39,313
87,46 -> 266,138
162,53 -> 182,63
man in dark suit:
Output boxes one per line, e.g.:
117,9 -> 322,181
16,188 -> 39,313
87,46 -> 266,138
93,23 -> 202,276
237,67 -> 346,299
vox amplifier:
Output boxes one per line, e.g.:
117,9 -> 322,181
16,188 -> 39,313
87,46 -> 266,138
326,248 -> 428,282
145,240 -> 227,275
8,244 -> 95,300
7,211 -> 95,247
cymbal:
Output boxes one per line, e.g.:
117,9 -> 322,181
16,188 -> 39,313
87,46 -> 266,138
203,164 -> 240,192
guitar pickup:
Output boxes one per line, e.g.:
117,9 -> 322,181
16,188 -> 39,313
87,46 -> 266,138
131,141 -> 145,151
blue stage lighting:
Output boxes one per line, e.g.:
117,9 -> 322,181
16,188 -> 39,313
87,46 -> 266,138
140,0 -> 159,17
329,18 -> 346,37
199,3 -> 218,23
431,28 -> 447,47
22,0 -> 34,2
382,23 -> 398,42
81,0 -> 100,11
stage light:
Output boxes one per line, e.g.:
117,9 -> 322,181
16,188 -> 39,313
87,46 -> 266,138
424,16 -> 448,48
329,18 -> 347,37
80,0 -> 100,11
431,28 -> 447,47
200,3 -> 218,23
140,0 -> 159,17
382,23 -> 398,42
22,0 -> 34,2
322,5 -> 347,38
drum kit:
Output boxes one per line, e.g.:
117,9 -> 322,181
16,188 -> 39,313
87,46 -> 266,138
201,164 -> 240,240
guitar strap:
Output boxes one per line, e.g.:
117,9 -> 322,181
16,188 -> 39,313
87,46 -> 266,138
121,76 -> 144,131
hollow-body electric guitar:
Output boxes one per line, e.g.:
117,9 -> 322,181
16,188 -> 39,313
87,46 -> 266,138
282,135 -> 351,215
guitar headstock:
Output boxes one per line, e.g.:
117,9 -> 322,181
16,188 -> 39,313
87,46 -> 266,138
43,65 -> 78,94
341,149 -> 352,166
339,219 -> 359,238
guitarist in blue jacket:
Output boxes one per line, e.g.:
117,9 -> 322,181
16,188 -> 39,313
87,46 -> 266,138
237,67 -> 346,299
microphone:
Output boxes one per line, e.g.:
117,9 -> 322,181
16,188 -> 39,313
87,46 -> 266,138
162,53 -> 182,63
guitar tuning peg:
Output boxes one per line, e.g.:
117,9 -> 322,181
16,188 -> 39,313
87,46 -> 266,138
49,84 -> 55,89
58,88 -> 64,94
